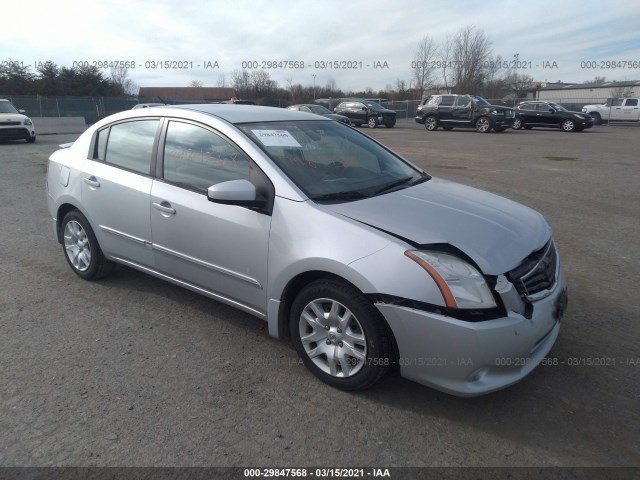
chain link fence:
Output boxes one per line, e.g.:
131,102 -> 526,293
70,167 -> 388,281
2,95 -> 138,124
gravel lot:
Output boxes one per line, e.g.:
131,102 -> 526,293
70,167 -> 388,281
0,120 -> 638,469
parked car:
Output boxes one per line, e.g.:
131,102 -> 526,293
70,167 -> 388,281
287,104 -> 351,125
46,104 -> 567,396
512,101 -> 593,132
581,98 -> 640,124
221,99 -> 256,105
0,99 -> 36,143
333,100 -> 396,128
132,103 -> 166,109
415,95 -> 514,133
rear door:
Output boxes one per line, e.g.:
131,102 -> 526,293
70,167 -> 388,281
81,119 -> 159,266
436,95 -> 456,124
611,98 -> 639,120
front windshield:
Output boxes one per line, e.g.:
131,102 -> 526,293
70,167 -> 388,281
549,103 -> 568,111
308,105 -> 331,114
0,102 -> 20,114
471,96 -> 490,106
239,120 -> 427,202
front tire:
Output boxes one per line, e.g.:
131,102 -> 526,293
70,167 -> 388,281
61,210 -> 115,280
590,112 -> 601,125
290,279 -> 391,390
475,116 -> 492,133
512,118 -> 523,130
561,119 -> 576,132
26,135 -> 36,143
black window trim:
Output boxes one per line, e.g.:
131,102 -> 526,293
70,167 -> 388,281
155,117 -> 275,214
87,117 -> 163,178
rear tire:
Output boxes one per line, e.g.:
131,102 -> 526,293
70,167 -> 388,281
61,210 -> 115,280
424,115 -> 438,131
367,116 -> 378,128
290,279 -> 391,390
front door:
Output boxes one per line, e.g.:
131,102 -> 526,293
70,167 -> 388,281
150,120 -> 272,314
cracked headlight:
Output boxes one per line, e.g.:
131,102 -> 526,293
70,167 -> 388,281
405,251 -> 497,309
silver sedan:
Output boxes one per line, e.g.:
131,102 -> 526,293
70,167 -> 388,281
46,105 -> 567,396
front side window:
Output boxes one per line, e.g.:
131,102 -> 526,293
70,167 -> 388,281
239,120 -> 426,202
104,120 -> 159,174
162,121 -> 251,192
454,96 -> 471,107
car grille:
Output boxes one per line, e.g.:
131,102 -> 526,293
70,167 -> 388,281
1,121 -> 22,126
0,127 -> 29,136
507,240 -> 557,301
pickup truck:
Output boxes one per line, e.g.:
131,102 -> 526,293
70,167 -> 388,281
581,98 -> 640,124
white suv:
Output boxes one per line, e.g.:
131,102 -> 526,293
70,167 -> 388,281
0,99 -> 36,143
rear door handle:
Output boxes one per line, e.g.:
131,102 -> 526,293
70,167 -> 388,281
83,176 -> 100,188
153,201 -> 176,215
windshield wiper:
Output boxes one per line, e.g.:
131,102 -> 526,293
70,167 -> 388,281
373,173 -> 429,195
311,191 -> 370,203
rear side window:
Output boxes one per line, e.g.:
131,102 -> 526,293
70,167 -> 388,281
103,120 -> 159,174
625,99 -> 638,106
439,96 -> 455,106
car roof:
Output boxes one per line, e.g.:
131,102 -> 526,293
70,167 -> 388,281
164,104 -> 320,123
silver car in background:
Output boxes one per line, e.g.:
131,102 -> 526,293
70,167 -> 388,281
46,105 -> 567,396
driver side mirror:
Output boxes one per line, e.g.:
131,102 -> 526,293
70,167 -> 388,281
549,108 -> 555,113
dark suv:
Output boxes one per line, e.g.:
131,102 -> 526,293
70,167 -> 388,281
415,94 -> 514,133
334,100 -> 396,128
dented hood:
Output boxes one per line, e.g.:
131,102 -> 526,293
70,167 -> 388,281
326,177 -> 552,275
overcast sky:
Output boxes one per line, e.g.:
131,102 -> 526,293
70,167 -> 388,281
3,0 -> 640,93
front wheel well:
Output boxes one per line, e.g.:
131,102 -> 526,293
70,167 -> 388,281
277,271 -> 399,362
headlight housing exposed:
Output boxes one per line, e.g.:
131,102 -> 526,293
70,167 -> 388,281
405,251 -> 497,309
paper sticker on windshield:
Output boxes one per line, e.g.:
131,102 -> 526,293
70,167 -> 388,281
251,129 -> 301,147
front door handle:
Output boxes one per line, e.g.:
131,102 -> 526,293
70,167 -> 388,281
83,176 -> 100,188
153,201 -> 176,215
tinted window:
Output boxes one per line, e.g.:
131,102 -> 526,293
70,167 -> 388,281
105,120 -> 159,174
454,96 -> 471,107
612,98 -> 624,106
439,96 -> 455,106
625,99 -> 638,106
162,121 -> 251,191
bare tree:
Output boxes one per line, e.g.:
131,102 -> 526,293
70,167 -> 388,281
437,33 -> 454,91
230,69 -> 251,97
412,35 -> 437,98
611,83 -> 634,98
110,65 -> 138,95
188,80 -> 204,88
583,76 -> 606,85
451,26 -> 493,93
216,73 -> 227,88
